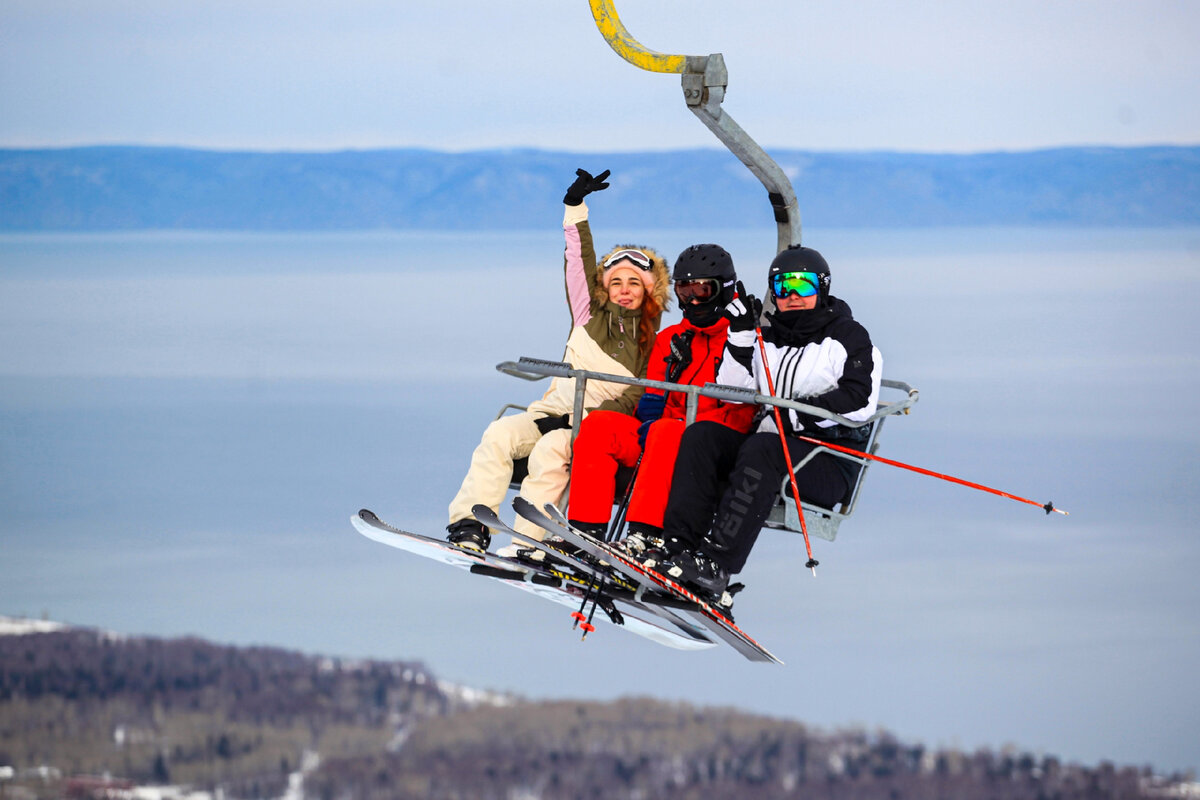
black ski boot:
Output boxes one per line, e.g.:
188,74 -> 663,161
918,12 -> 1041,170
658,547 -> 730,604
540,519 -> 601,561
446,519 -> 490,553
636,535 -> 686,571
567,520 -> 607,540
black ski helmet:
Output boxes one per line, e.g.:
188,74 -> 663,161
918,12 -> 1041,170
768,245 -> 831,306
672,244 -> 737,323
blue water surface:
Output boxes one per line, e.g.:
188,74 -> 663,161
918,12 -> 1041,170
1,226 -> 1197,774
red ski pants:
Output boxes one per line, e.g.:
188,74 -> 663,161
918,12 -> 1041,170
567,410 -> 686,528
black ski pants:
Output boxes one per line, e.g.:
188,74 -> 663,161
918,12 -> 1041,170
662,421 -> 850,574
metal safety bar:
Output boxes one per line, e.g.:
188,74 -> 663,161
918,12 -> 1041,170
587,0 -> 802,253
499,357 -> 917,431
497,357 -> 919,541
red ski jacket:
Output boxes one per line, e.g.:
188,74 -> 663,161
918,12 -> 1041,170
645,317 -> 758,433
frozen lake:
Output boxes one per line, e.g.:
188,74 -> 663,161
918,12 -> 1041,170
1,225 -> 1198,774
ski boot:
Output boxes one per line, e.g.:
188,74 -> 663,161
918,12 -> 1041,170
540,520 -> 601,562
657,547 -> 730,604
567,520 -> 606,540
612,522 -> 664,559
446,519 -> 490,553
635,534 -> 686,571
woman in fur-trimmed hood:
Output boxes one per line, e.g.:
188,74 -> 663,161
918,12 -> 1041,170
586,241 -> 672,356
447,168 -> 671,550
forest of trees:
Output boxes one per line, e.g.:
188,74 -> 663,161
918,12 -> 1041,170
0,627 -> 455,797
0,625 -> 1194,800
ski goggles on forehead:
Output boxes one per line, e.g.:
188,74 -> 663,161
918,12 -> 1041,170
674,278 -> 721,303
602,248 -> 653,271
770,271 -> 820,299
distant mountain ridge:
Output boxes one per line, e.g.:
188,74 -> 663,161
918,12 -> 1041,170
1,144 -> 1197,231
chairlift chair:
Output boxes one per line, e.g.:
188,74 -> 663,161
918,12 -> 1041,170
495,358 -> 918,541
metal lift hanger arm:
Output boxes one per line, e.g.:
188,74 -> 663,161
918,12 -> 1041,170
587,0 -> 801,252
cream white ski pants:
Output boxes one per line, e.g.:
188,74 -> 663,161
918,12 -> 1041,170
447,410 -> 572,542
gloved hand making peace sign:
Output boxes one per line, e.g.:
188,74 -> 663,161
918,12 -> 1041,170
721,280 -> 762,349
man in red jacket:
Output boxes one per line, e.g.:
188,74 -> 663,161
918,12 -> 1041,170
560,244 -> 758,556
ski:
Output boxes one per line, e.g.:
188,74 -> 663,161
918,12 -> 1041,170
354,509 -> 527,576
353,509 -> 714,651
512,498 -> 782,664
471,505 -> 652,600
471,505 -> 623,588
471,505 -> 665,600
471,504 -> 713,645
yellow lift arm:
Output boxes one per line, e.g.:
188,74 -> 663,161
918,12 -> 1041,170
588,0 -> 802,252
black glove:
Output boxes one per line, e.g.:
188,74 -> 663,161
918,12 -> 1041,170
723,281 -> 762,333
535,413 -> 572,435
664,330 -> 695,382
563,168 -> 610,206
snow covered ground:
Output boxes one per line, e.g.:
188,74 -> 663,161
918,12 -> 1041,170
0,615 -> 67,636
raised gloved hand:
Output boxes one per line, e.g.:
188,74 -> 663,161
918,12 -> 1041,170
535,413 -> 572,435
723,281 -> 762,333
563,168 -> 610,206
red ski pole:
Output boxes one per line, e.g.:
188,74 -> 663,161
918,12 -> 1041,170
791,434 -> 1069,515
744,291 -> 819,575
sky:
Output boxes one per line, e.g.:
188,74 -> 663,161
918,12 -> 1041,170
2,0 -> 1199,153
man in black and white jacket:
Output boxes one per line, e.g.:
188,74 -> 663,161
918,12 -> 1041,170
646,245 -> 883,610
